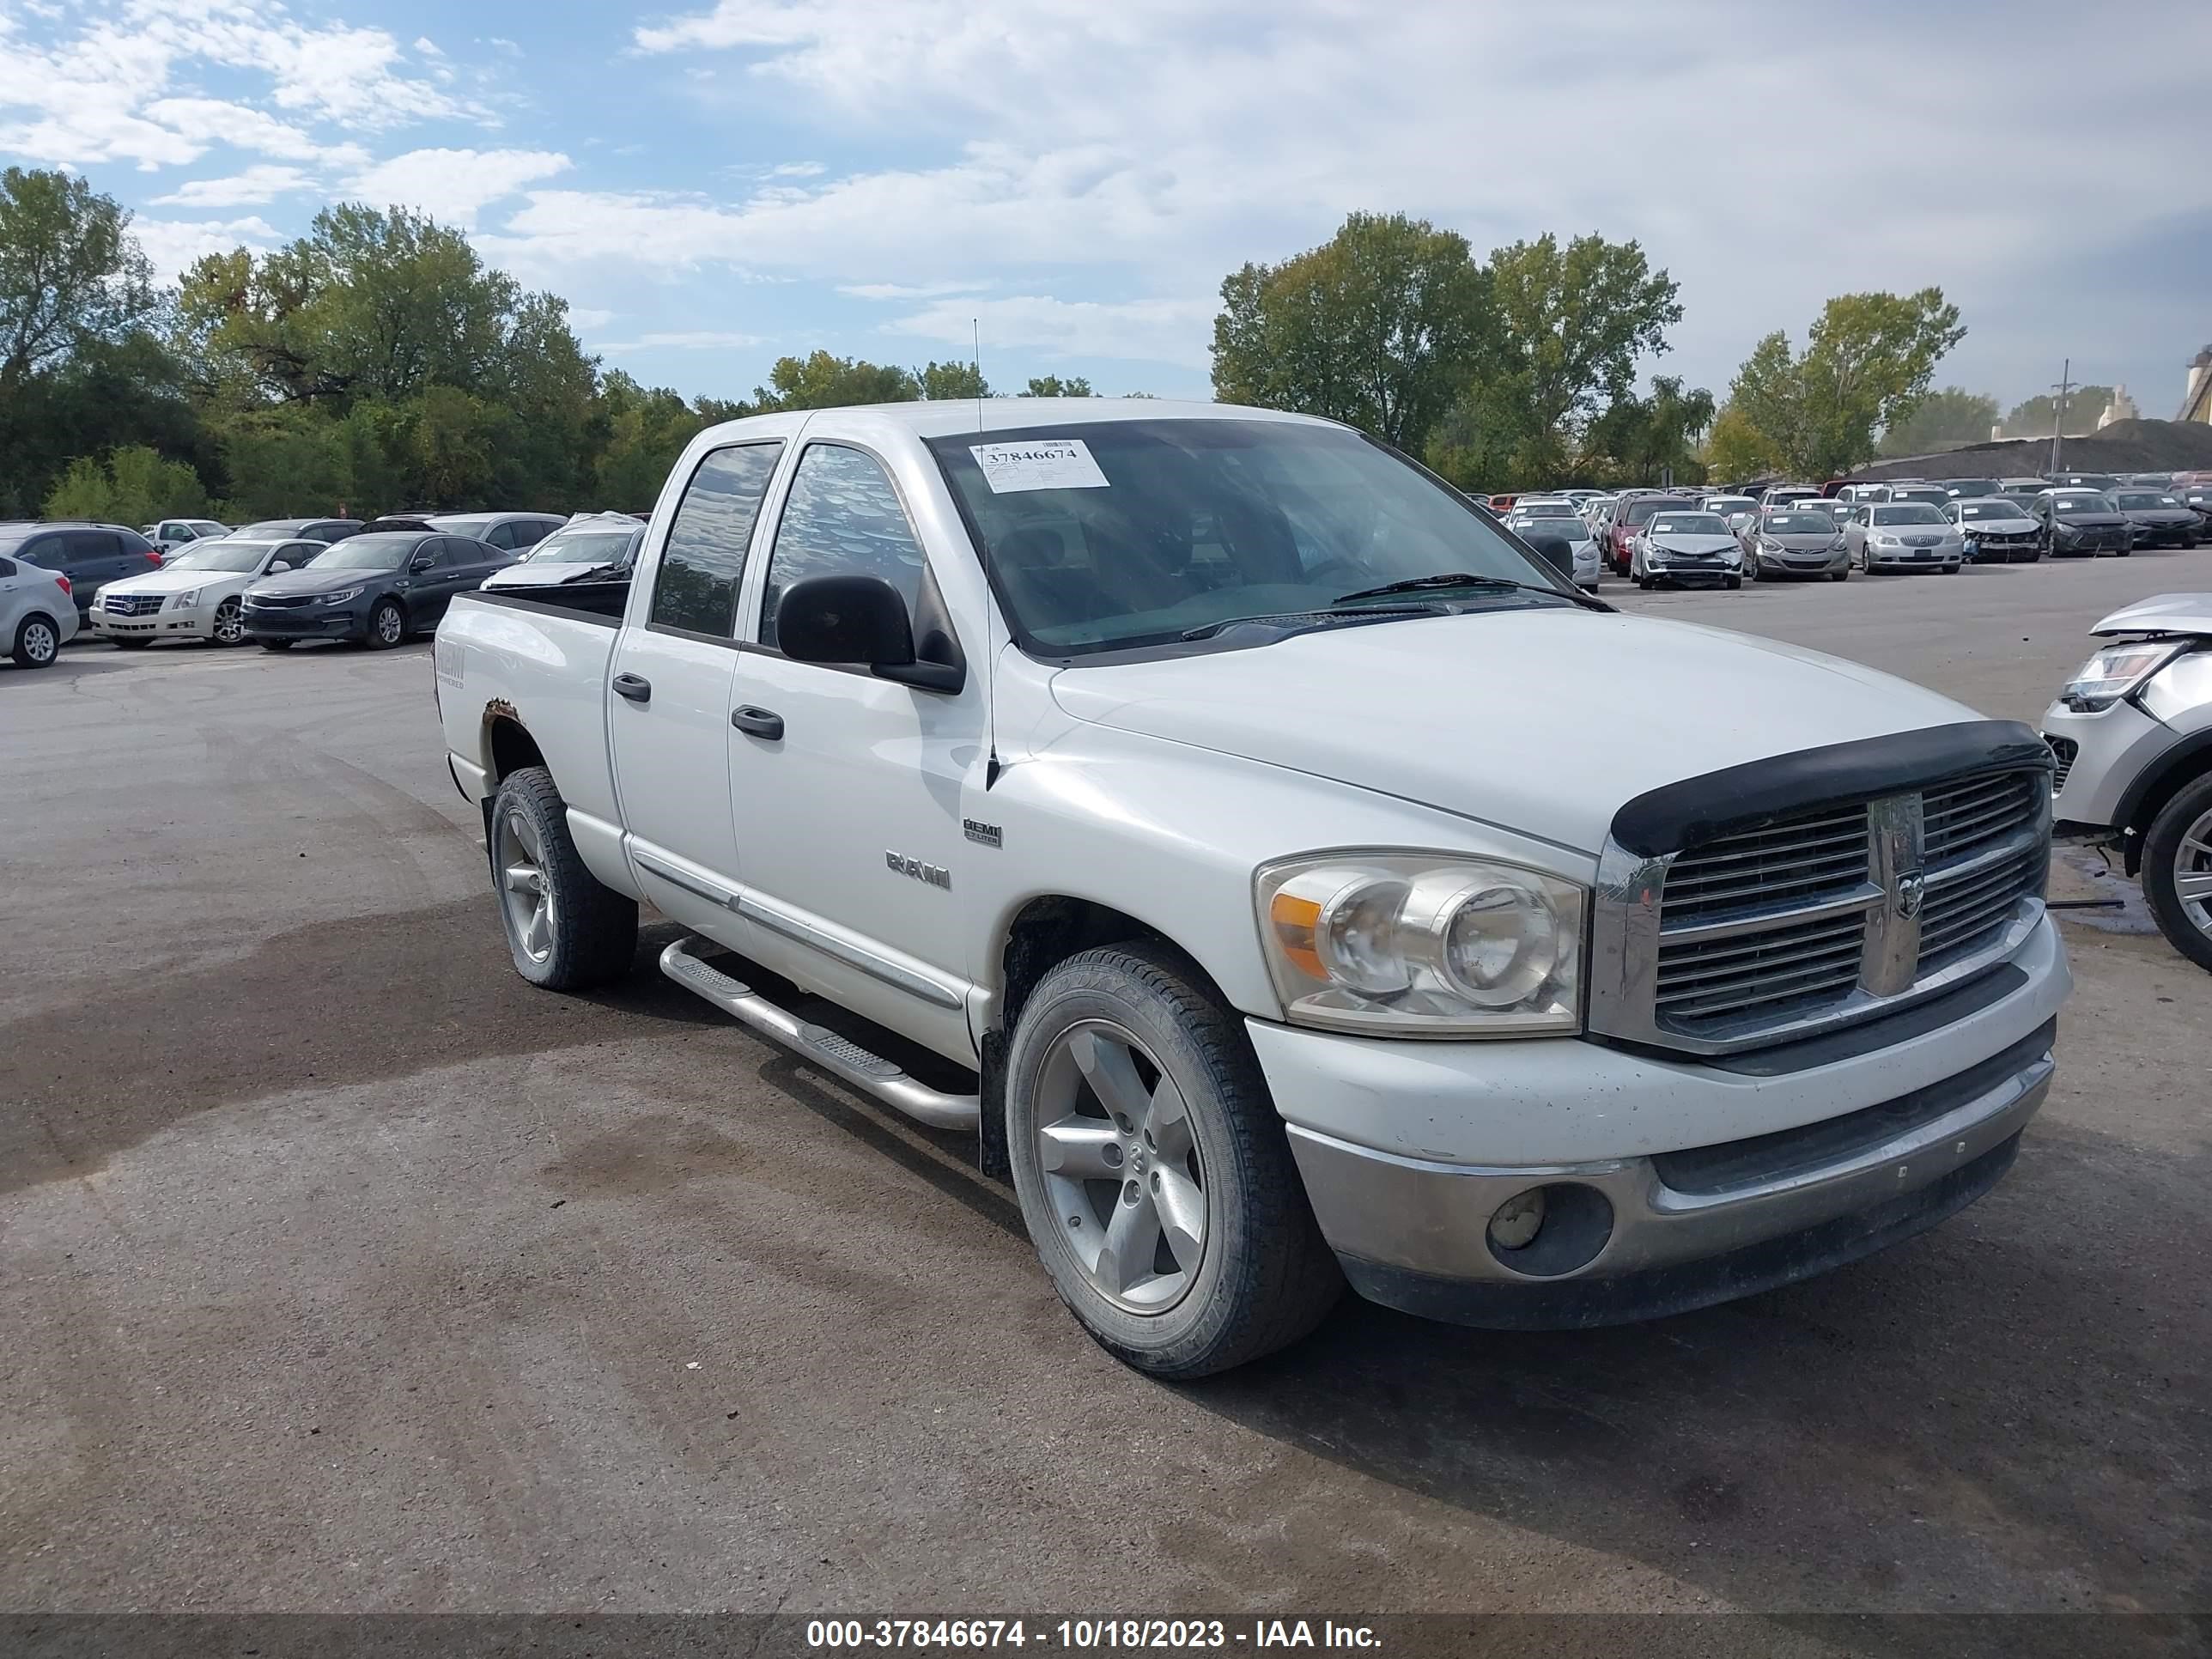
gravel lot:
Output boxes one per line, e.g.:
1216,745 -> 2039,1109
3,552 -> 2206,1644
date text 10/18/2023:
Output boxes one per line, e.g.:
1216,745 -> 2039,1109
806,1620 -> 1382,1650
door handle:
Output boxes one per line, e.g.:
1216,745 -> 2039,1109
731,705 -> 783,740
612,672 -> 653,704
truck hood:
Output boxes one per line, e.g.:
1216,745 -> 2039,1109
1048,610 -> 1979,854
2091,592 -> 2212,638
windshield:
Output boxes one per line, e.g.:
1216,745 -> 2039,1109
164,541 -> 279,573
1870,505 -> 1947,526
926,419 -> 1569,653
2116,493 -> 2177,509
233,521 -> 305,538
428,514 -> 496,538
1763,512 -> 1836,535
1510,501 -> 1577,518
308,534 -> 418,571
1891,488 -> 1950,507
1649,514 -> 1729,535
2053,495 -> 2112,516
526,526 -> 639,565
1957,503 -> 2022,521
1944,480 -> 1999,496
1704,499 -> 1755,514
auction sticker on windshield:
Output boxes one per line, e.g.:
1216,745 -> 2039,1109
970,439 -> 1109,493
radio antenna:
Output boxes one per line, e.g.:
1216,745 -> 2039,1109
975,316 -> 1001,789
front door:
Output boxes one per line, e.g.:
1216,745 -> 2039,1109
726,439 -> 984,1060
607,438 -> 788,938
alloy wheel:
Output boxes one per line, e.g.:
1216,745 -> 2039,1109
212,599 -> 245,645
1032,1019 -> 1207,1315
2172,805 -> 2212,943
374,605 -> 404,646
23,621 -> 57,664
497,808 -> 556,963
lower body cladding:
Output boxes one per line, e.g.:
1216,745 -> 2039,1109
1255,917 -> 2069,1328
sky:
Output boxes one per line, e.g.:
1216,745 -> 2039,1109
3,0 -> 2208,416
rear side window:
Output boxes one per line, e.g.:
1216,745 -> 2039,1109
18,537 -> 63,568
512,520 -> 554,548
63,530 -> 119,561
758,444 -> 927,650
649,442 -> 785,637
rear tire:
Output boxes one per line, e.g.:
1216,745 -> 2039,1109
10,614 -> 60,667
2141,772 -> 2212,974
1006,943 -> 1343,1378
489,765 -> 638,991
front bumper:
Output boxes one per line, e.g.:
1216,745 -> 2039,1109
242,605 -> 366,639
2040,695 -> 2172,828
1750,547 -> 1847,575
92,605 -> 215,639
1863,544 -> 1960,569
1253,915 -> 2068,1327
1646,560 -> 1741,585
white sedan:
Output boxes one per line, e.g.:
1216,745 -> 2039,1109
91,536 -> 320,648
1503,502 -> 1601,592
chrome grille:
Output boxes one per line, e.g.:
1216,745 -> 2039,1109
1641,766 -> 2047,1045
102,592 -> 163,617
1657,805 -> 1869,924
2045,735 -> 2076,792
245,592 -> 317,609
1924,771 -> 2040,864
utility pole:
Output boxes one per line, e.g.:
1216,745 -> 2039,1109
2049,358 -> 2073,478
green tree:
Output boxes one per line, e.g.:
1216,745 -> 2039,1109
0,167 -> 160,393
917,360 -> 988,400
1022,375 -> 1094,397
592,370 -> 716,508
1211,211 -> 1492,453
750,350 -> 920,410
44,445 -> 210,525
1724,290 -> 1966,478
2001,385 -> 2113,439
1702,404 -> 1781,483
1878,386 -> 2000,456
1582,375 -> 1715,486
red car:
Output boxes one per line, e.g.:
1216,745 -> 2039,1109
1605,494 -> 1680,575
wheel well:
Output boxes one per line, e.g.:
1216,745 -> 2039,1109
999,896 -> 1171,1035
2120,744 -> 2212,875
485,713 -> 546,783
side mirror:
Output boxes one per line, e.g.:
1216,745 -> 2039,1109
1521,532 -> 1577,585
776,574 -> 963,693
410,552 -> 437,572
270,560 -> 293,572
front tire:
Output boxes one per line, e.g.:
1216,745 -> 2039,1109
112,636 -> 152,650
10,614 -> 60,667
210,598 -> 246,647
1006,944 -> 1342,1378
2141,772 -> 2212,974
365,599 -> 407,649
489,765 -> 638,990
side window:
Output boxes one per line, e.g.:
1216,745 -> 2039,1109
512,520 -> 552,549
19,537 -> 62,569
0,557 -> 15,577
649,441 -> 784,637
759,444 -> 927,649
477,523 -> 513,550
64,530 -> 118,562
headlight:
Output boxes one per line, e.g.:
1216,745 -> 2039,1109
317,587 -> 364,605
1255,853 -> 1586,1036
2062,641 -> 2190,712
1873,534 -> 1902,546
169,589 -> 201,608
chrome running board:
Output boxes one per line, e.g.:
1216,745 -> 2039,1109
659,936 -> 981,1133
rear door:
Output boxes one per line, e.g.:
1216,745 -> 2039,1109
59,532 -> 126,615
607,434 -> 790,936
434,536 -> 509,616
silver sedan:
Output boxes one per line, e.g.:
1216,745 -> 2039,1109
1842,503 -> 1965,574
1743,507 -> 1850,581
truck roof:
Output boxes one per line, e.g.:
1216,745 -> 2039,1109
694,397 -> 1334,447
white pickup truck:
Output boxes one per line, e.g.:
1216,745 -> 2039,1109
433,399 -> 2071,1377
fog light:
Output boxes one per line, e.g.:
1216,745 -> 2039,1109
1487,1188 -> 1547,1251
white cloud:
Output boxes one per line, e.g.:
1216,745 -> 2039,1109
152,164 -> 312,207
603,331 -> 766,352
841,281 -> 989,301
131,215 -> 283,281
886,294 -> 1212,367
567,307 -> 617,331
343,148 -> 572,227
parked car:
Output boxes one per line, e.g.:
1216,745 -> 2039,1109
1941,479 -> 2003,499
1631,508 -> 1744,588
2050,471 -> 2120,492
1699,494 -> 1759,520
2043,593 -> 2212,970
0,542 -> 79,666
0,523 -> 161,623
1760,485 -> 1823,508
1843,502 -> 1964,573
2033,490 -> 2132,557
1502,503 -> 1600,592
1743,507 -> 1850,580
1887,484 -> 1954,510
1997,477 -> 2051,498
146,517 -> 230,556
2175,485 -> 2212,526
1838,483 -> 1890,504
482,514 -> 648,591
1948,499 -> 2042,563
227,518 -> 363,545
2111,489 -> 2202,550
363,511 -> 566,553
90,536 -> 319,648
241,530 -> 514,650
2122,473 -> 2175,489
1602,492 -> 1679,575
433,397 -> 2070,1377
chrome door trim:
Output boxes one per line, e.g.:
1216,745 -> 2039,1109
736,890 -> 968,1012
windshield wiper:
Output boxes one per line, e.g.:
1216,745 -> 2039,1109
1334,571 -> 1606,611
1179,602 -> 1443,642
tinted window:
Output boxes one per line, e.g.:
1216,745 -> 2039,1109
761,445 -> 928,649
511,519 -> 555,548
1763,512 -> 1834,534
1620,498 -> 1672,526
17,537 -> 64,568
310,534 -> 421,570
64,530 -> 119,561
1869,505 -> 1946,526
650,441 -> 784,636
1648,514 -> 1729,535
